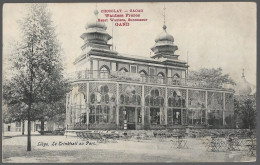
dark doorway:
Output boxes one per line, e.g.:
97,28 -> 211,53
8,125 -> 11,131
150,108 -> 160,125
172,109 -> 181,125
126,107 -> 136,130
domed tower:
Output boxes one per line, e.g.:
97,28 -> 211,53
80,8 -> 112,51
236,69 -> 252,95
151,7 -> 178,60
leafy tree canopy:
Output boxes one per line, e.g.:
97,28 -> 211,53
188,67 -> 236,88
3,4 -> 70,124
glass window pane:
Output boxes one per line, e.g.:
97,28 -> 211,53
155,97 -> 160,106
89,115 -> 95,124
182,99 -> 186,107
90,93 -> 95,104
150,108 -> 160,125
202,110 -> 206,125
132,95 -> 137,104
150,96 -> 154,106
125,95 -> 130,105
137,95 -> 141,105
187,109 -> 192,125
161,97 -> 164,106
120,95 -> 125,104
167,108 -> 173,125
150,68 -> 155,75
105,94 -> 109,104
173,109 -> 181,125
193,110 -> 201,125
131,65 -> 137,73
168,98 -> 172,107
145,96 -> 149,106
137,107 -> 142,123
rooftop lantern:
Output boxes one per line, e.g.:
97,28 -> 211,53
151,6 -> 179,60
80,7 -> 112,50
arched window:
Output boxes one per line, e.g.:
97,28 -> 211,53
172,73 -> 180,85
100,66 -> 110,79
139,70 -> 148,82
89,85 -> 115,124
157,72 -> 165,84
119,67 -> 128,72
145,88 -> 164,125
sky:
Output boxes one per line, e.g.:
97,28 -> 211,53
3,2 -> 257,85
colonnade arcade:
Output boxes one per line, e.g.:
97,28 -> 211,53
66,82 -> 235,130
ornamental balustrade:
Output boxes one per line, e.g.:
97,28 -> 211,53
68,69 -> 234,90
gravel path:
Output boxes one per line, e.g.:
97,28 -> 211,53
2,135 -> 256,163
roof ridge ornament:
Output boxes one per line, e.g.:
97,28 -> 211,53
242,68 -> 245,78
163,5 -> 167,31
94,3 -> 99,16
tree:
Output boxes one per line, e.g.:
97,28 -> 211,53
188,67 -> 236,88
3,4 -> 69,151
234,96 -> 256,130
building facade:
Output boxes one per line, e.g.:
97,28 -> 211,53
66,9 -> 235,130
3,120 -> 63,133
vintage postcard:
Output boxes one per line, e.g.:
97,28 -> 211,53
2,2 -> 257,163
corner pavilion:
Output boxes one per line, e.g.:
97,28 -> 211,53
66,9 -> 235,130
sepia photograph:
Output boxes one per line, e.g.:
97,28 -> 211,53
2,2 -> 257,163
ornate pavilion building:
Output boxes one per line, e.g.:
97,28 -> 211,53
66,9 -> 235,130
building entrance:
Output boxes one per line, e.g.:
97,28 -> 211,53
150,107 -> 160,125
125,107 -> 136,130
172,109 -> 181,125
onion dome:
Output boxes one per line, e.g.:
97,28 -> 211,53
155,25 -> 174,42
85,9 -> 107,30
151,24 -> 178,59
236,70 -> 252,95
80,9 -> 112,50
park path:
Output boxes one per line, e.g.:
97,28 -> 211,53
2,135 -> 256,163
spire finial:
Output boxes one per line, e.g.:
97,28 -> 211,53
163,5 -> 167,31
94,3 -> 99,16
242,68 -> 245,77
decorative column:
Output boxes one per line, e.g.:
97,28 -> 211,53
165,87 -> 168,126
116,83 -> 119,129
142,85 -> 145,128
65,93 -> 69,128
205,91 -> 208,125
186,89 -> 189,125
93,60 -> 99,78
223,92 -> 225,126
135,107 -> 137,130
86,82 -> 90,130
70,91 -> 73,127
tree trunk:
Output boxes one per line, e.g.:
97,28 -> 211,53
41,119 -> 45,135
27,103 -> 31,151
22,120 -> 25,135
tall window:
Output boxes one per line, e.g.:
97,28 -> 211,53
173,110 -> 181,124
89,85 -> 116,124
130,65 -> 137,73
150,108 -> 160,124
139,70 -> 147,82
149,68 -> 155,75
172,73 -> 180,85
157,73 -> 165,84
149,68 -> 155,83
145,88 -> 164,125
16,122 -> 21,127
100,66 -> 109,79
167,90 -> 186,125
